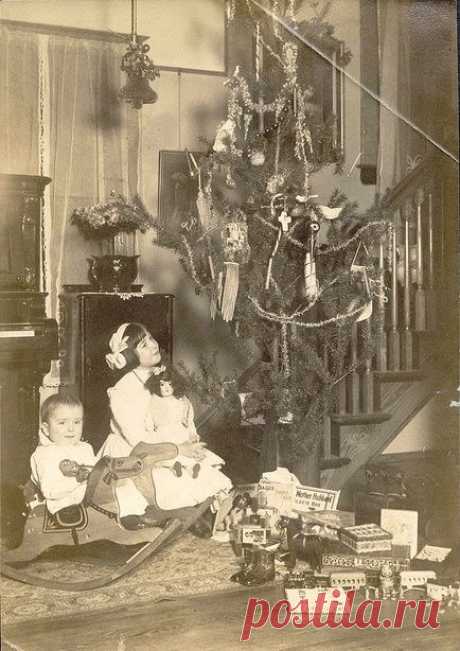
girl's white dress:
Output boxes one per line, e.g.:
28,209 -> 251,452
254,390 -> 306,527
98,368 -> 232,514
31,434 -> 96,514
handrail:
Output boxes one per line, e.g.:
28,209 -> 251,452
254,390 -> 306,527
382,153 -> 436,208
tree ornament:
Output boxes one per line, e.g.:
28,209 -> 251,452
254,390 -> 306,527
195,171 -> 212,232
250,148 -> 266,167
213,118 -> 237,154
350,241 -> 373,322
318,205 -> 343,220
282,41 -> 298,87
266,173 -> 286,195
225,167 -> 236,188
221,220 -> 250,322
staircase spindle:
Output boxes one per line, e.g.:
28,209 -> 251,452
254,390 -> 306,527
426,188 -> 437,330
414,187 -> 427,331
360,320 -> 374,413
337,376 -> 347,414
347,322 -> 360,414
388,209 -> 401,370
402,200 -> 414,370
376,239 -> 387,371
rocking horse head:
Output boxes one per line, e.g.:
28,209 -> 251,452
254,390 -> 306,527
85,455 -> 144,513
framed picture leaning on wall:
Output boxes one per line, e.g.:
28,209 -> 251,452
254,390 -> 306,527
158,150 -> 204,248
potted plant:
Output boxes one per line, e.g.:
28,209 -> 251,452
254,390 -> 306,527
71,191 -> 155,291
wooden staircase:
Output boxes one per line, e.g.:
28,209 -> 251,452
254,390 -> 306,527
321,152 -> 457,490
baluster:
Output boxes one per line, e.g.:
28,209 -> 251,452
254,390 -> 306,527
360,320 -> 374,413
347,322 -> 360,414
322,416 -> 332,457
426,187 -> 437,330
376,238 -> 387,371
388,209 -> 400,370
337,376 -> 347,415
414,187 -> 427,331
402,200 -> 414,370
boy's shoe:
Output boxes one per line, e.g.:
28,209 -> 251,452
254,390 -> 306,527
120,515 -> 145,530
190,507 -> 215,539
172,461 -> 183,477
192,463 -> 201,479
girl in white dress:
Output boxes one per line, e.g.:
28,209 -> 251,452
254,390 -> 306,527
99,322 -> 232,522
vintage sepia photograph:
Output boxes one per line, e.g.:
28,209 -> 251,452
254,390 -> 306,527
0,0 -> 458,648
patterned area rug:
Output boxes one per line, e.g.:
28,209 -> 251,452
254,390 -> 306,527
1,533 -> 243,625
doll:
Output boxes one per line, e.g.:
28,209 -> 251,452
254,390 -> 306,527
145,368 -> 226,478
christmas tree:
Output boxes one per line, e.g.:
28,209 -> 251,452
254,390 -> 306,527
170,0 -> 389,485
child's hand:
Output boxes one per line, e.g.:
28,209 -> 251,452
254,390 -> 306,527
189,433 -> 200,443
59,459 -> 80,477
179,440 -> 206,462
76,467 -> 91,483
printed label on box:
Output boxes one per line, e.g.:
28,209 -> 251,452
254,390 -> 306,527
293,486 -> 340,512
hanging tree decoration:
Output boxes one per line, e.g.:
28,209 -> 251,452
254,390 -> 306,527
221,216 -> 251,322
349,241 -> 373,322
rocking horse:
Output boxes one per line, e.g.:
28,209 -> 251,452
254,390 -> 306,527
1,442 -> 213,591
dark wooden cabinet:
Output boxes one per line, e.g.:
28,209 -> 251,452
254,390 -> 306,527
60,290 -> 174,451
0,174 -> 58,495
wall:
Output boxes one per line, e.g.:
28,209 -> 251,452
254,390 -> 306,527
0,0 -> 226,71
383,392 -> 459,454
295,0 -> 376,210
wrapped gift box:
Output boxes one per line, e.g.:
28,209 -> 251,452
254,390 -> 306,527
338,523 -> 392,554
321,542 -> 410,572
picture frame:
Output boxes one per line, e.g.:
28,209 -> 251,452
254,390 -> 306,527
157,149 -> 204,247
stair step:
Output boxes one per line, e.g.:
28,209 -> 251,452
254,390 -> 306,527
374,370 -> 425,383
330,412 -> 392,426
320,456 -> 351,470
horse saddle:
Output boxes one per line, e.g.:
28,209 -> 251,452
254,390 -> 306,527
43,503 -> 88,532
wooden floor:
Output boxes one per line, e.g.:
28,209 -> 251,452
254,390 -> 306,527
4,583 -> 460,651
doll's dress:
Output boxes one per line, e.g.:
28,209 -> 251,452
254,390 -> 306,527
146,394 -> 232,510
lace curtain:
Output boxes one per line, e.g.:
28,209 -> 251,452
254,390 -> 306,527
0,24 -> 140,318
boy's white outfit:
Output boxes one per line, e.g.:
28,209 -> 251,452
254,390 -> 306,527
98,368 -> 232,514
30,430 -> 96,514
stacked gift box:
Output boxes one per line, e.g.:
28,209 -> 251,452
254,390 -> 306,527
338,523 -> 393,554
321,542 -> 411,573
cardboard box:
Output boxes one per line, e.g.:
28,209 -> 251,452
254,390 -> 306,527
322,542 -> 410,572
338,523 -> 392,554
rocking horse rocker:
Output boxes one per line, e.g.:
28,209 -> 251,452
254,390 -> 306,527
1,442 -> 213,591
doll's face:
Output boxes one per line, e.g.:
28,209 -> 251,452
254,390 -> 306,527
135,334 -> 161,368
159,380 -> 174,397
42,405 -> 84,446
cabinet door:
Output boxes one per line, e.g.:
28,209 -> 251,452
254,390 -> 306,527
79,294 -> 174,450
0,366 -> 40,486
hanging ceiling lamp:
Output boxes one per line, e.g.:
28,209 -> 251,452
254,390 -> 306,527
120,0 -> 159,109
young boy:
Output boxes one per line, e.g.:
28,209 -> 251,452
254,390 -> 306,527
30,393 -> 96,525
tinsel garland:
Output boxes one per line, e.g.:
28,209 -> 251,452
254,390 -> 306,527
253,210 -> 390,256
248,296 -> 368,328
